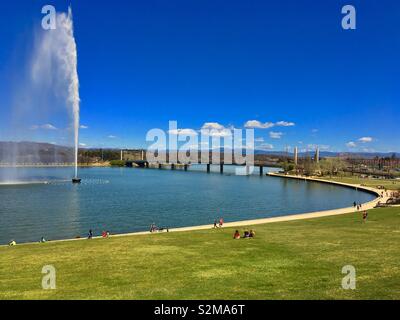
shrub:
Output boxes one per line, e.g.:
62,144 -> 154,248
109,160 -> 126,167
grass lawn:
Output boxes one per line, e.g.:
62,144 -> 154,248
1,207 -> 399,300
322,176 -> 400,191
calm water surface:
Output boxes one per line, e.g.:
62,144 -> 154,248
0,166 -> 374,244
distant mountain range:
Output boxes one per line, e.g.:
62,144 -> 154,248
210,147 -> 399,159
253,150 -> 399,159
0,141 -> 398,163
0,141 -> 73,163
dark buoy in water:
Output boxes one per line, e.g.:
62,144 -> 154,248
72,178 -> 81,184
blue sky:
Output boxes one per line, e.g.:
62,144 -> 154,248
0,0 -> 399,152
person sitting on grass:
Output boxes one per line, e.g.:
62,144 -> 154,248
233,230 -> 240,239
150,223 -> 159,233
363,210 -> 368,223
249,230 -> 255,238
101,231 -> 110,238
9,240 -> 16,246
40,237 -> 46,243
243,230 -> 250,238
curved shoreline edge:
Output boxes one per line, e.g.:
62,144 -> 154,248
1,173 -> 387,247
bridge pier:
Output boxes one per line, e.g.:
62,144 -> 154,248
171,163 -> 175,170
259,166 -> 263,176
184,164 -> 188,171
206,164 -> 210,173
158,163 -> 162,169
220,163 -> 224,174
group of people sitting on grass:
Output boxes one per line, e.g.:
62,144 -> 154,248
233,229 -> 255,239
8,236 -> 46,246
8,225 -> 175,245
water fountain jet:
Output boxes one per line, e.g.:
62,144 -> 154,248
2,7 -> 82,184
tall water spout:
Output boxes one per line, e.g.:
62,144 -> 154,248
31,7 -> 80,179
62,8 -> 80,179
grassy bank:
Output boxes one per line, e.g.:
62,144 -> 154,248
1,207 -> 399,300
320,176 -> 400,191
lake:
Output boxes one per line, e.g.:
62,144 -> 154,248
0,166 -> 374,244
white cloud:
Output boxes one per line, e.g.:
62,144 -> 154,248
254,137 -> 264,142
79,143 -> 87,147
244,120 -> 274,129
359,137 -> 373,143
201,122 -> 232,137
201,122 -> 225,130
108,135 -> 117,139
257,143 -> 274,150
30,124 -> 57,130
276,121 -> 295,127
168,128 -> 198,136
80,125 -> 89,129
41,124 -> 57,130
201,129 -> 232,137
244,120 -> 295,129
346,141 -> 357,148
269,131 -> 283,139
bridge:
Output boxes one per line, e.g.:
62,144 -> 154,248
121,149 -> 283,175
125,160 -> 273,176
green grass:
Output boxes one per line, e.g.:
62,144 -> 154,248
322,176 -> 400,191
1,207 -> 399,300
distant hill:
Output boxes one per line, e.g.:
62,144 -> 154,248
0,141 -> 398,163
0,141 -> 74,164
253,150 -> 399,159
224,148 -> 399,159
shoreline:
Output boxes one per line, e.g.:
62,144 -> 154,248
1,172 -> 387,248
